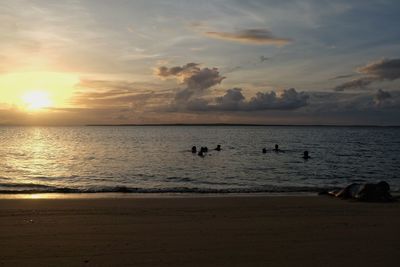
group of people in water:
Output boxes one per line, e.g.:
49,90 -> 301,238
192,144 -> 311,159
192,145 -> 221,157
263,144 -> 284,153
190,144 -> 395,202
263,144 -> 311,159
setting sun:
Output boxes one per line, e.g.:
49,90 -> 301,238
22,91 -> 52,110
0,72 -> 78,111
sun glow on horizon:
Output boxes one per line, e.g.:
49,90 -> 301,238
0,71 -> 79,111
22,91 -> 53,110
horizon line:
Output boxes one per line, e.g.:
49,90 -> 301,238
1,123 -> 399,127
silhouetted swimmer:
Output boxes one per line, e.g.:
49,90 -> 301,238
303,151 -> 311,159
214,145 -> 221,151
191,146 -> 197,153
262,148 -> 267,154
197,147 -> 207,156
273,144 -> 284,152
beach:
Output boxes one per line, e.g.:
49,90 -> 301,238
0,196 -> 399,266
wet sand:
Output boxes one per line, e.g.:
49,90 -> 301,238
0,196 -> 399,266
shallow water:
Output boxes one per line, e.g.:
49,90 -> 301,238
0,126 -> 399,194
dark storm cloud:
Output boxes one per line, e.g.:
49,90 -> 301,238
205,29 -> 292,46
334,58 -> 400,91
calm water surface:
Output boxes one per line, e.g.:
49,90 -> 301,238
0,126 -> 399,194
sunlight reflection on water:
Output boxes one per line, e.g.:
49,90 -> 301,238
0,126 -> 399,194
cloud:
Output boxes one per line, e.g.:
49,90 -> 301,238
156,63 -> 226,101
334,77 -> 374,91
72,79 -> 172,110
63,62 -> 398,126
260,56 -> 269,62
374,89 -> 392,107
183,88 -> 309,112
157,63 -> 308,112
76,74 -> 317,123
204,29 -> 292,46
72,89 -> 154,108
358,58 -> 400,81
334,58 -> 400,91
309,90 -> 400,114
214,88 -> 246,110
330,74 -> 356,80
246,88 -> 310,110
184,67 -> 225,92
156,63 -> 199,78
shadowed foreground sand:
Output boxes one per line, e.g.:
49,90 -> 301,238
0,196 -> 399,266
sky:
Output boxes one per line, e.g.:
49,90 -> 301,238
0,0 -> 400,125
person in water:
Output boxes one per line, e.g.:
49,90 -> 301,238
198,147 -> 207,157
191,146 -> 197,153
262,148 -> 267,154
303,150 -> 311,159
214,145 -> 221,151
273,144 -> 284,152
327,181 -> 394,202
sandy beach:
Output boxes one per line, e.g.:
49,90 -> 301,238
0,196 -> 399,267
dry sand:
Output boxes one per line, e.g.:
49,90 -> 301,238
0,196 -> 399,267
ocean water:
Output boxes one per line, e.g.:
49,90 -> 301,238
0,126 -> 399,194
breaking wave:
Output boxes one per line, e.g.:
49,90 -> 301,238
0,182 -> 336,195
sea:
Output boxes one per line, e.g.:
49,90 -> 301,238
0,126 -> 399,195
